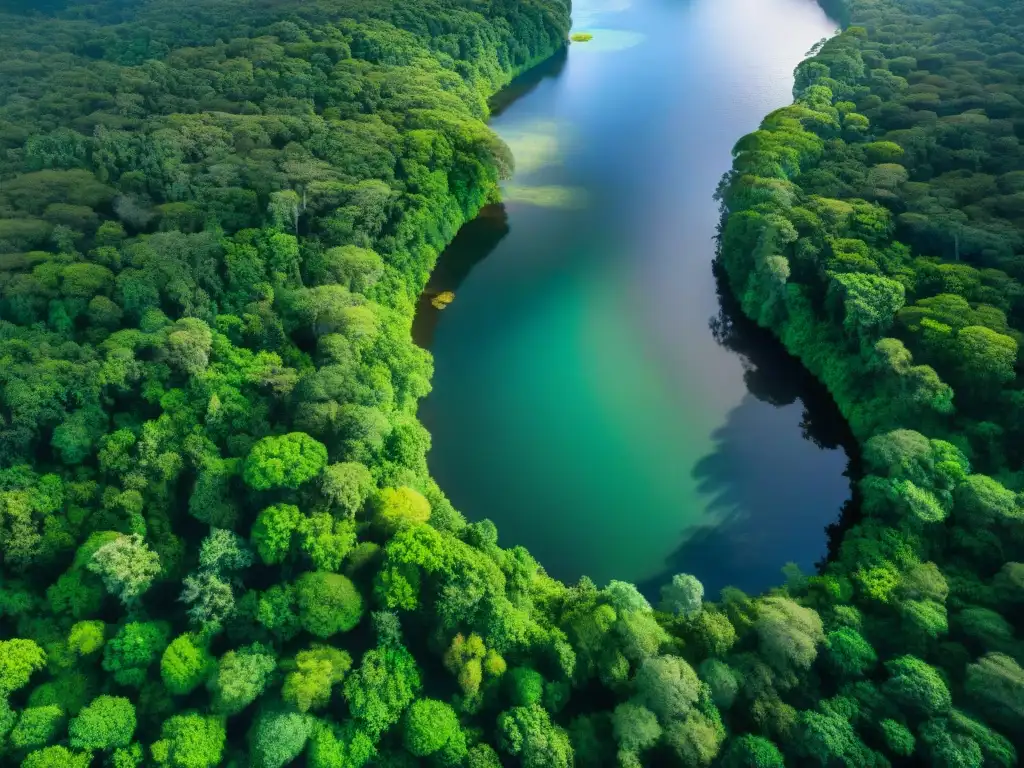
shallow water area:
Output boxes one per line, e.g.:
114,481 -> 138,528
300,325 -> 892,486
415,0 -> 851,597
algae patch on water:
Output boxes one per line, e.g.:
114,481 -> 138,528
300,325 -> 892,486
571,32 -> 594,42
503,184 -> 588,209
569,28 -> 645,52
430,291 -> 455,310
500,120 -> 564,176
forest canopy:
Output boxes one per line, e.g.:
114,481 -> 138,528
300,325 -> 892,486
1,0 -> 1023,764
717,0 -> 1024,763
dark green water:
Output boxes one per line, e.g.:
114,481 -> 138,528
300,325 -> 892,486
414,0 -> 851,598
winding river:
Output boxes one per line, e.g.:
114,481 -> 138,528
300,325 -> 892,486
414,0 -> 853,598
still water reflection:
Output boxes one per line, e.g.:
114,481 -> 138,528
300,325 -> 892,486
415,0 -> 852,597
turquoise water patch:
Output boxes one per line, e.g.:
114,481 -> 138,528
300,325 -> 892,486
416,0 -> 849,596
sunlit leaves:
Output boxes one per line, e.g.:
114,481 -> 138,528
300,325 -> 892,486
152,713 -> 226,768
0,639 -> 46,696
343,645 -> 422,737
209,643 -> 276,716
295,572 -> 363,637
243,433 -> 327,491
884,656 -> 952,719
161,634 -> 215,696
282,646 -> 352,713
86,533 -> 161,606
69,695 -> 135,751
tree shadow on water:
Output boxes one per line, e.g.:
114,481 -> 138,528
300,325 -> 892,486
489,47 -> 569,118
637,268 -> 859,600
638,395 -> 852,599
412,205 -> 511,348
708,268 -> 852,451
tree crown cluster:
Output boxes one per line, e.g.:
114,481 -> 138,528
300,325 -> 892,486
2,0 -> 1024,764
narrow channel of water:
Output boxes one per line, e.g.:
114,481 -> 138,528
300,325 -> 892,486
414,0 -> 852,597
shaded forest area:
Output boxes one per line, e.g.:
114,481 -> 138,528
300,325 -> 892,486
1,0 -> 1022,765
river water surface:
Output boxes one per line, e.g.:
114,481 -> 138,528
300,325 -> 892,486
414,0 -> 852,597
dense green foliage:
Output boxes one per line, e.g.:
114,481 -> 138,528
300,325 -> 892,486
716,0 -> 1024,762
4,0 -> 1023,763
0,0 -> 599,763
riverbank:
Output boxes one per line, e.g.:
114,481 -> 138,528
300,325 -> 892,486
6,0 -> 1018,763
717,0 -> 1024,757
414,0 -> 850,596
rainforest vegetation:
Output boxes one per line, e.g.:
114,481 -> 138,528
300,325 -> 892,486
1,0 -> 1023,765
717,0 -> 1024,764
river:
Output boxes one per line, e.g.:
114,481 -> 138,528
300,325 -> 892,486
413,0 -> 852,598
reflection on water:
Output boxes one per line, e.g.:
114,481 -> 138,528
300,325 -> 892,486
414,205 -> 510,349
708,269 -> 850,452
635,273 -> 858,597
502,122 -> 563,176
414,0 -> 850,598
491,49 -> 569,117
503,184 -> 589,208
568,29 -> 647,52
